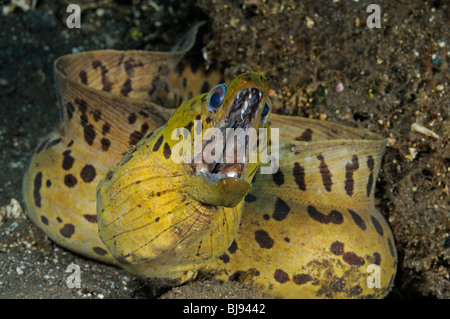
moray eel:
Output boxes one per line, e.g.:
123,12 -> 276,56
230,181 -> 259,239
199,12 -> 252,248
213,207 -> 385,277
22,24 -> 396,298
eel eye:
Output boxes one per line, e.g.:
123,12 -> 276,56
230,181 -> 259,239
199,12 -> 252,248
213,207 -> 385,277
207,84 -> 226,112
261,98 -> 272,123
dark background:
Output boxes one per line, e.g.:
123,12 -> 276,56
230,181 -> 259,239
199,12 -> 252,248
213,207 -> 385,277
0,0 -> 448,298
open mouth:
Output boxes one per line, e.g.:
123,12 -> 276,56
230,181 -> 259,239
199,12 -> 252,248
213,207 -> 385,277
193,87 -> 263,179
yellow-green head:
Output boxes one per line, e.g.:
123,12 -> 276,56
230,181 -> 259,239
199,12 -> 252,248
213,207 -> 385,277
96,72 -> 272,281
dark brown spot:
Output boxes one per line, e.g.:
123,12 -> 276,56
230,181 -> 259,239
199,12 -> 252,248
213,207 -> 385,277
129,131 -> 143,145
141,123 -> 149,135
83,124 -> 96,145
295,128 -> 313,141
348,209 -> 367,231
176,61 -> 185,75
59,223 -> 75,238
67,140 -> 74,148
263,214 -> 270,220
371,216 -> 384,236
307,205 -> 343,224
343,251 -> 365,267
274,269 -> 290,283
388,238 -> 395,257
190,99 -> 197,108
330,241 -> 344,255
205,117 -> 212,124
317,154 -> 333,191
92,110 -> 102,122
80,114 -> 88,127
220,253 -> 230,263
254,230 -> 274,249
293,162 -> 306,191
128,112 -> 137,125
145,131 -> 153,139
102,123 -> 111,135
101,138 -> 111,151
228,272 -> 241,282
40,215 -> 49,225
139,111 -> 149,118
46,179 -> 51,187
66,102 -> 74,119
283,237 -> 290,242
75,98 -> 87,113
163,143 -> 171,159
33,172 -> 42,208
155,217 -> 160,222
62,150 -> 75,170
367,155 -> 375,171
272,169 -> 284,186
273,198 -> 290,221
366,155 -> 375,197
36,138 -> 49,154
373,252 -> 381,265
244,193 -> 257,202
64,174 -> 77,188
56,217 -> 62,223
46,138 -> 62,149
80,164 -> 96,183
92,60 -> 112,92
93,247 -> 108,256
83,214 -> 97,223
120,78 -> 132,97
79,70 -> 88,84
124,58 -> 143,76
153,135 -> 164,152
228,240 -> 238,254
344,155 -> 359,196
105,170 -> 113,181
293,274 -> 313,285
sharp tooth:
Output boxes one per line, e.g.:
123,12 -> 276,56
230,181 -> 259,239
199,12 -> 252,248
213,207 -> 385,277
244,100 -> 249,110
237,91 -> 241,99
259,91 -> 262,98
249,92 -> 252,100
227,171 -> 238,178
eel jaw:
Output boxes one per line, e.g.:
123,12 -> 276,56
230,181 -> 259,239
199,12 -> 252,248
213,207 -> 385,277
193,87 -> 263,179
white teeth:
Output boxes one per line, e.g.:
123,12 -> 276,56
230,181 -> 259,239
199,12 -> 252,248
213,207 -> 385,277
249,92 -> 252,100
227,171 -> 238,178
244,100 -> 249,110
237,91 -> 241,99
259,91 -> 262,98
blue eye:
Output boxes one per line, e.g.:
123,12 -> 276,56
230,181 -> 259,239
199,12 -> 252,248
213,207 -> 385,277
261,98 -> 272,123
207,84 -> 226,112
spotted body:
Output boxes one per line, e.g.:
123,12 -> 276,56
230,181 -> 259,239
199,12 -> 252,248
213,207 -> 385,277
23,24 -> 396,298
